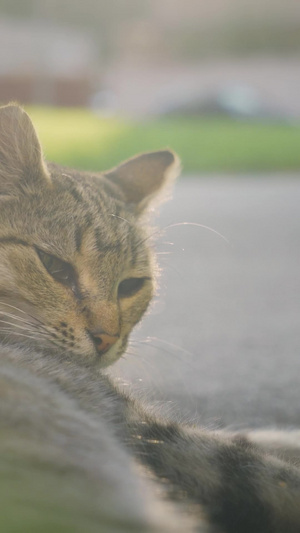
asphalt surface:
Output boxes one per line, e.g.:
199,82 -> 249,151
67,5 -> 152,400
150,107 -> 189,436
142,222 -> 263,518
109,176 -> 300,430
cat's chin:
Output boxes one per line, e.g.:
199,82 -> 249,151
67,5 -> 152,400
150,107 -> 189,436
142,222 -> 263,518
96,336 -> 128,369
0,332 -> 126,371
71,336 -> 128,369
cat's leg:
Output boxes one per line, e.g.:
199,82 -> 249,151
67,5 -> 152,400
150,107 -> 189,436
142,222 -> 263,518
130,416 -> 300,533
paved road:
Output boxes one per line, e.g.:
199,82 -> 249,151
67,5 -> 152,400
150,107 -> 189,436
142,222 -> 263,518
109,176 -> 300,430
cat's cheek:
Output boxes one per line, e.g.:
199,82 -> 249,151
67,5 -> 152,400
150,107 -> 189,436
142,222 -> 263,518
119,286 -> 153,330
0,264 -> 18,296
6,249 -> 68,312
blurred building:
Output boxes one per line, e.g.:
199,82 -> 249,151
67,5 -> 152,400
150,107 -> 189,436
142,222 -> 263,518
0,18 -> 97,106
0,1 -> 299,114
111,0 -> 300,64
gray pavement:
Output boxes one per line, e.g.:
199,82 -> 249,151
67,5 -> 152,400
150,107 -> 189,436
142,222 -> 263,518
109,176 -> 300,430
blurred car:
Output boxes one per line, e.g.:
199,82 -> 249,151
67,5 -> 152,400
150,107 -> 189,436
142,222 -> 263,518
156,84 -> 288,122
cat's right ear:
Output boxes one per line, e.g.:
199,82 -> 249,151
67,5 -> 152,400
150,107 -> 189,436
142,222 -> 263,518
0,104 -> 51,196
104,150 -> 181,214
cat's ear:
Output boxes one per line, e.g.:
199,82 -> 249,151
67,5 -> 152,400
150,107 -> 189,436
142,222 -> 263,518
104,150 -> 181,213
0,104 -> 51,195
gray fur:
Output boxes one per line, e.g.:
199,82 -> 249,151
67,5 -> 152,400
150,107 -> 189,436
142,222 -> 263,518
0,104 -> 300,532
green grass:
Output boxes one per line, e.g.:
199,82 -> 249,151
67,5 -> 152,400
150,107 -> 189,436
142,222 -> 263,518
27,106 -> 300,174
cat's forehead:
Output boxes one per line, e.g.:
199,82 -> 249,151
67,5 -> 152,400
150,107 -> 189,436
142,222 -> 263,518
50,164 -> 126,207
41,166 -> 140,257
0,165 -> 142,265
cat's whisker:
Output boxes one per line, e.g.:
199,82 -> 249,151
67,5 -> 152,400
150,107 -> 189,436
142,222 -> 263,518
0,330 -> 46,342
0,319 -> 39,332
0,319 -> 51,341
0,327 -> 70,352
124,344 -> 140,358
156,252 -> 172,256
0,301 -> 33,316
0,301 -> 47,328
155,260 -> 184,280
160,241 -> 174,246
131,339 -> 176,360
142,336 -> 195,358
110,214 -> 135,227
134,221 -> 230,251
0,308 -> 52,337
129,337 -> 197,371
161,222 -> 230,245
122,351 -> 152,371
124,351 -> 138,358
0,310 -> 40,328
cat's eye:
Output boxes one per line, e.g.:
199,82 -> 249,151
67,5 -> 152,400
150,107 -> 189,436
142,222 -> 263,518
37,249 -> 76,287
118,277 -> 150,298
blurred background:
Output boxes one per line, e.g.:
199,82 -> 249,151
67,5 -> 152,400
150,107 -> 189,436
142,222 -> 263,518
1,1 -> 300,428
0,0 -> 300,171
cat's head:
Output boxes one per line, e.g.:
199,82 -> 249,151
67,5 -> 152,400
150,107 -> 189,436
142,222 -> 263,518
0,104 -> 180,368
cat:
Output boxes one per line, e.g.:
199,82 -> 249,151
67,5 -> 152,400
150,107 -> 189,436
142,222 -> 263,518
1,103 -> 300,533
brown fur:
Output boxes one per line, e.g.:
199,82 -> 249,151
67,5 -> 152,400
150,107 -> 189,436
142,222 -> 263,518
1,104 -> 300,533
0,104 -> 179,369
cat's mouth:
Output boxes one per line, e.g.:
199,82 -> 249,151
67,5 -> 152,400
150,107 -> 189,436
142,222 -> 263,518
95,335 -> 129,368
0,298 -> 128,368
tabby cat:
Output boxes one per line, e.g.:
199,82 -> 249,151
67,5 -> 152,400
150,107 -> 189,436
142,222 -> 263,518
1,104 -> 300,533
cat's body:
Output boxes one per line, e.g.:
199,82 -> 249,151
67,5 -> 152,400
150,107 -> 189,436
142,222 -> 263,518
0,104 -> 300,532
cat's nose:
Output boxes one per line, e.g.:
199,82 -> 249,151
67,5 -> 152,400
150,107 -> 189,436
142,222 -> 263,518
89,330 -> 119,355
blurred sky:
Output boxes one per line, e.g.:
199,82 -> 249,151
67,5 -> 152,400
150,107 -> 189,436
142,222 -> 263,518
0,0 -> 299,114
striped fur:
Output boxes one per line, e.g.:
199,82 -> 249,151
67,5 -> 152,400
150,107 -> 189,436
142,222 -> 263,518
0,104 -> 300,532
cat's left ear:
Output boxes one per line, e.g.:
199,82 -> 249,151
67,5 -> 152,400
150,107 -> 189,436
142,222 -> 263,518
0,104 -> 51,195
104,150 -> 181,214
